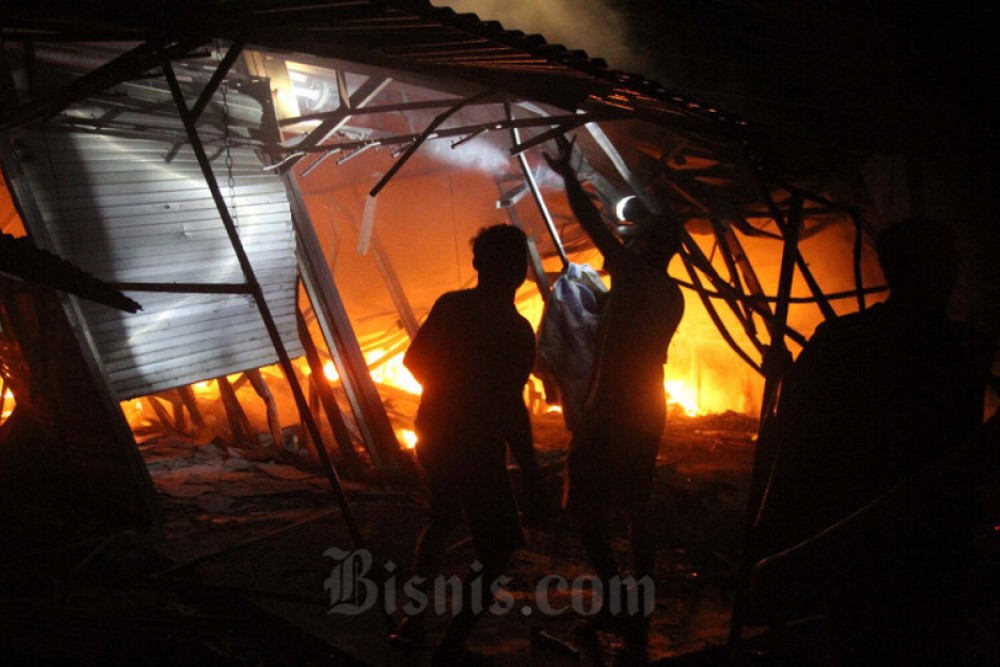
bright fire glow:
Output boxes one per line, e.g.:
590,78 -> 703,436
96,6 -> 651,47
1,389 -> 14,422
366,348 -> 422,395
399,429 -> 418,449
323,360 -> 339,382
545,404 -> 563,414
192,380 -> 214,395
665,379 -> 700,416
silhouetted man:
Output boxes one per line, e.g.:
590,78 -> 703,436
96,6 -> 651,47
753,217 -> 996,664
400,224 -> 535,664
547,136 -> 685,663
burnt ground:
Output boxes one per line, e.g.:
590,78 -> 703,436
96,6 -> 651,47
0,411 -> 760,665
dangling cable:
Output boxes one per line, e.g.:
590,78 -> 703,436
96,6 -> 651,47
219,42 -> 239,234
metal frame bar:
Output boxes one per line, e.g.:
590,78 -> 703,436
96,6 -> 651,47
281,96 -> 499,127
284,173 -> 403,472
493,175 -> 551,296
245,52 -> 404,474
292,75 -> 392,165
1,38 -> 205,132
162,62 -> 368,554
367,229 -> 421,339
190,36 -> 248,125
369,88 -> 498,198
506,100 -> 568,267
296,305 -> 363,475
292,111 -> 593,159
107,282 -> 252,295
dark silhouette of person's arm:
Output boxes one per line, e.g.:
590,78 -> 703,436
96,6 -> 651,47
545,136 -> 626,264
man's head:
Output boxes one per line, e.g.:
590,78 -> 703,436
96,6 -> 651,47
877,217 -> 957,315
471,224 -> 529,292
616,197 -> 683,269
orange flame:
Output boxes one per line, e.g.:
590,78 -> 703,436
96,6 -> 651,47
399,428 -> 418,449
366,348 -> 422,395
1,389 -> 15,423
665,379 -> 700,416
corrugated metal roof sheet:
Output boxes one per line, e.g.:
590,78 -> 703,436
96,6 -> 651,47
14,112 -> 302,399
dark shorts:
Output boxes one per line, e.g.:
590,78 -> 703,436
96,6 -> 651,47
417,435 -> 524,558
563,421 -> 660,515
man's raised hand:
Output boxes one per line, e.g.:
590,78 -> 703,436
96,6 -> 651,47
543,134 -> 576,178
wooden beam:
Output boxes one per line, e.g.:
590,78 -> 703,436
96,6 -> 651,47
245,368 -> 285,454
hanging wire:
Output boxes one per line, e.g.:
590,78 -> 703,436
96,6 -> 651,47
219,43 -> 239,234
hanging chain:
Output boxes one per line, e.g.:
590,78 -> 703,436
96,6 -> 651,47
219,44 -> 239,232
218,44 -> 253,306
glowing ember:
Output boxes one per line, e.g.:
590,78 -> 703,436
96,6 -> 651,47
323,360 -> 339,382
399,428 -> 418,449
545,404 -> 563,414
665,379 -> 700,416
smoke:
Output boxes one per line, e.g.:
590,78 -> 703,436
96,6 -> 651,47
423,136 -> 511,174
433,0 -> 648,74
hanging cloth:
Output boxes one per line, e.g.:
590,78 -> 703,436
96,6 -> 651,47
536,263 -> 607,430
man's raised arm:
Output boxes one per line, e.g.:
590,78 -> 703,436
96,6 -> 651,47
545,135 -> 624,262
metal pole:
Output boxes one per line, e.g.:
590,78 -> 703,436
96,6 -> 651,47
494,175 -> 551,296
161,63 -> 368,552
505,100 -> 569,268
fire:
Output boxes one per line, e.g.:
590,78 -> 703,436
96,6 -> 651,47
365,348 -> 422,395
323,360 -> 339,382
665,379 -> 700,416
1,388 -> 14,422
399,428 -> 418,449
192,380 -> 214,396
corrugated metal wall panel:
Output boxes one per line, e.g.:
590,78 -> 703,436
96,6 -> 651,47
16,128 -> 303,400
